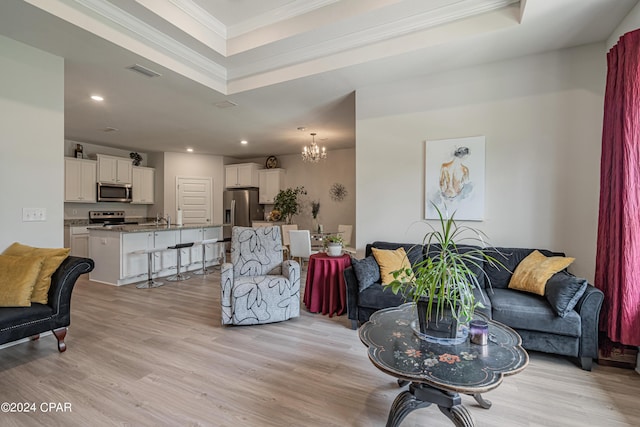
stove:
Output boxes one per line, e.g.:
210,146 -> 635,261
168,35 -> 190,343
89,211 -> 138,226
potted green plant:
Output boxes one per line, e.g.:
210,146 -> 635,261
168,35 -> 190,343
273,186 -> 307,224
324,234 -> 344,256
385,204 -> 504,341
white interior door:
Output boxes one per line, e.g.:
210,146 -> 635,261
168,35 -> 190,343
177,177 -> 212,225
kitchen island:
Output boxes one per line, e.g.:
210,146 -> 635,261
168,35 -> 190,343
89,224 -> 223,286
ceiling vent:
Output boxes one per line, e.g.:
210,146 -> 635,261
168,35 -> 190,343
215,100 -> 238,109
126,64 -> 162,78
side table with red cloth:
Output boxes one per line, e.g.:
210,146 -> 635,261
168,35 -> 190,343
303,253 -> 351,317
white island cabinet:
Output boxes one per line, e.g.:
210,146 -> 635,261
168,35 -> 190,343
89,225 -> 223,286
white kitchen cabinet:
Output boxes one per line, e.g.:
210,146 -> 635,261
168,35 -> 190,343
70,226 -> 90,257
64,158 -> 97,202
203,227 -> 223,265
258,168 -> 285,204
154,230 -> 177,272
225,163 -> 261,188
90,226 -> 222,285
97,154 -> 132,184
180,228 -> 200,267
121,232 -> 152,279
132,166 -> 154,204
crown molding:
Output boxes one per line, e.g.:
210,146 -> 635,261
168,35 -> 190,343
167,0 -> 227,38
71,0 -> 227,85
229,0 -> 518,80
227,0 -> 340,38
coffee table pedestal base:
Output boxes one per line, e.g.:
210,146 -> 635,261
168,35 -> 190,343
387,382 -> 476,427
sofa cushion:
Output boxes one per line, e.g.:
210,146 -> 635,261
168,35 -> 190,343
508,250 -> 574,295
483,247 -> 565,289
426,244 -> 486,289
350,255 -> 380,292
2,243 -> 70,304
371,247 -> 413,285
473,287 -> 492,318
358,283 -> 406,310
544,272 -> 588,318
0,303 -> 54,329
0,255 -> 44,307
489,288 -> 581,337
367,242 -> 424,268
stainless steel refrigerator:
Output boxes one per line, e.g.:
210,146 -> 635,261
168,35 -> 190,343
222,188 -> 264,242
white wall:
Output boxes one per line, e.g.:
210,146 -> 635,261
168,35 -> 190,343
608,2 -> 640,48
244,149 -> 356,243
0,36 -> 64,249
356,43 -> 606,282
160,152 -> 225,225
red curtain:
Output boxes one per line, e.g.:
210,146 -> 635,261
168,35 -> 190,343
595,29 -> 640,347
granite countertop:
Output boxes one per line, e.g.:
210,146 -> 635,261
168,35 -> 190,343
87,223 -> 223,233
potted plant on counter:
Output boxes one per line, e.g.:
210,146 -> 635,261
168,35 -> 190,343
324,234 -> 344,257
273,186 -> 307,224
384,204 -> 504,342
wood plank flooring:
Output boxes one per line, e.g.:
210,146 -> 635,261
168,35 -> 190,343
0,270 -> 639,426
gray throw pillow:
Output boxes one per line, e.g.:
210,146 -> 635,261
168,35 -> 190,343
351,255 -> 381,292
544,271 -> 588,317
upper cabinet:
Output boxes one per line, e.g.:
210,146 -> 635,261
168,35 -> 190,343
131,166 -> 155,204
258,169 -> 285,204
97,154 -> 132,184
225,163 -> 261,188
65,158 -> 97,203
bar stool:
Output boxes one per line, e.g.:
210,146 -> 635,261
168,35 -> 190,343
193,238 -> 218,276
166,242 -> 194,281
133,247 -> 166,289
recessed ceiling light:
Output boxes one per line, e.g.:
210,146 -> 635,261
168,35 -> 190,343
240,140 -> 248,145
91,95 -> 104,101
186,148 -> 193,152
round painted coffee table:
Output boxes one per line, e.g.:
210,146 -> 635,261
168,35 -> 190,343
359,303 -> 528,427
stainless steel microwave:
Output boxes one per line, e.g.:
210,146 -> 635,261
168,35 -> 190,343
97,182 -> 132,203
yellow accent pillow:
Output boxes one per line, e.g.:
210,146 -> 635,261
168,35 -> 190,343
508,250 -> 575,296
371,247 -> 413,285
2,243 -> 70,304
0,255 -> 45,307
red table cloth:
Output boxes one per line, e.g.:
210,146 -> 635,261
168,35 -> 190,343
303,252 -> 351,317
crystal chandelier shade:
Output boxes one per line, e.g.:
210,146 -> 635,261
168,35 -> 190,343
301,132 -> 327,163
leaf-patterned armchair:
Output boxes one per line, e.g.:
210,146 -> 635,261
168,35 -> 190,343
221,226 -> 301,325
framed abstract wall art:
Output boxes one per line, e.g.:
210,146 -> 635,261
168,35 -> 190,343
425,136 -> 485,221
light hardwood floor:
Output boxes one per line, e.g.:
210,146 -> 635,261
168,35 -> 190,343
0,270 -> 639,427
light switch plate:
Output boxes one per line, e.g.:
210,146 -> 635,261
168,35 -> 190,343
22,208 -> 47,222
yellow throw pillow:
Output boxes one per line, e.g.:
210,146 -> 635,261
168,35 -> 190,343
2,243 -> 70,304
508,250 -> 575,296
0,255 -> 45,307
371,247 -> 413,285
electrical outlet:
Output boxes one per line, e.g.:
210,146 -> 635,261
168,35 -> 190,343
22,208 -> 47,222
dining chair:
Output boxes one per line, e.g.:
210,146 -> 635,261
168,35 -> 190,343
338,224 -> 356,255
288,230 -> 319,268
281,224 -> 298,260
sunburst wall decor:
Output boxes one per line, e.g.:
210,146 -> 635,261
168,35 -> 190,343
329,183 -> 347,202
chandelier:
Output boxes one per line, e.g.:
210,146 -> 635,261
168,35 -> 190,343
301,132 -> 327,163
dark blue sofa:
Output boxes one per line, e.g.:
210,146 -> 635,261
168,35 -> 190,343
344,242 -> 604,370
